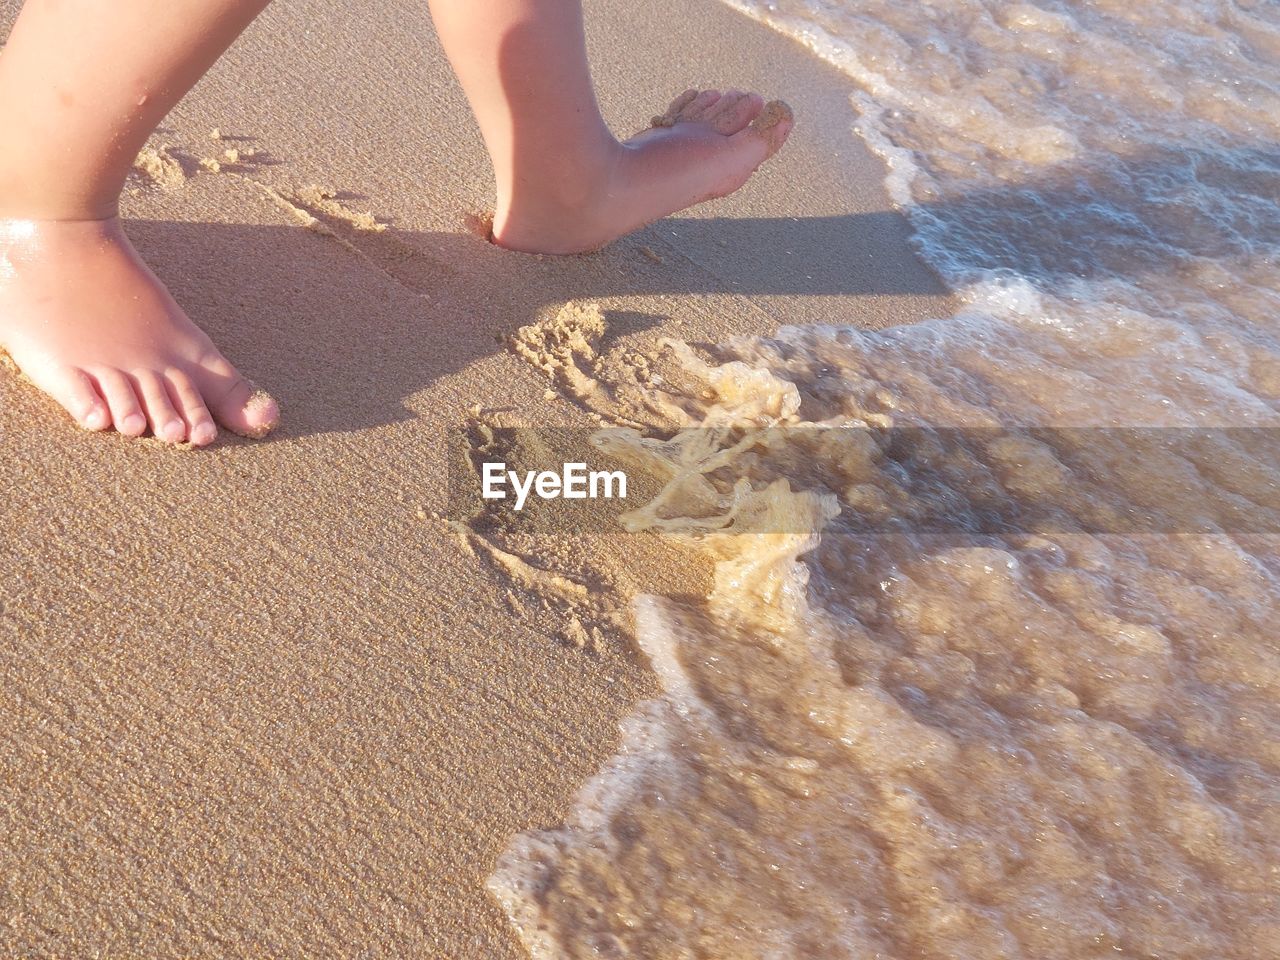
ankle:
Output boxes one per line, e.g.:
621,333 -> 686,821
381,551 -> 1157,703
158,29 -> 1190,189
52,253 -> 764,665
0,193 -> 119,223
495,134 -> 623,221
0,162 -> 121,222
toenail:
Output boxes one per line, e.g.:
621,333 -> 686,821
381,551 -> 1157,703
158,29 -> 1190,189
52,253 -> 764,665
191,423 -> 216,444
83,408 -> 106,429
122,413 -> 145,434
241,388 -> 280,438
164,420 -> 184,440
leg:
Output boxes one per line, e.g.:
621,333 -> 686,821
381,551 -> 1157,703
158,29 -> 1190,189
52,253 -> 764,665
0,0 -> 279,444
428,0 -> 793,255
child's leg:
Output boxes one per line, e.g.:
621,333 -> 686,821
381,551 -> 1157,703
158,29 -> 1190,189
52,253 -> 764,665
0,0 -> 278,445
428,0 -> 793,255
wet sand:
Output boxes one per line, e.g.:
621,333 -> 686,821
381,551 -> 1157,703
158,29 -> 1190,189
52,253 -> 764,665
0,0 -> 950,955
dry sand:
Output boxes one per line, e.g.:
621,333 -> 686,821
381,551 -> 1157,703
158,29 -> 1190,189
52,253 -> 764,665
0,0 -> 951,955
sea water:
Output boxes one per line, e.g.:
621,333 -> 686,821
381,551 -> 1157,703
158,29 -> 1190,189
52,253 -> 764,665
490,2 -> 1280,956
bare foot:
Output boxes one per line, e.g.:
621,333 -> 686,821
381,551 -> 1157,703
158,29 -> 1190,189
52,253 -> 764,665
492,89 -> 794,255
0,217 -> 278,445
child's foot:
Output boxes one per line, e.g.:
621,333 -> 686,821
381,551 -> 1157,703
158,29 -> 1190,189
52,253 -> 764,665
492,90 -> 794,255
0,217 -> 278,445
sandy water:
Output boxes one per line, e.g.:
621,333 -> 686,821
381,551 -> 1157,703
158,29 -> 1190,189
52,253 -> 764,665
490,2 -> 1280,956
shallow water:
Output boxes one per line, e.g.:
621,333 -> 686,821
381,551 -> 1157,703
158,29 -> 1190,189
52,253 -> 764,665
490,2 -> 1280,956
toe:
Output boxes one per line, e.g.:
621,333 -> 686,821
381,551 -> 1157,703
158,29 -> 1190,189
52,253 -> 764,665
703,102 -> 795,200
654,88 -> 698,126
744,99 -> 795,156
197,355 -> 279,439
46,367 -> 110,431
166,369 -> 217,446
665,88 -> 696,117
712,92 -> 764,135
704,90 -> 744,122
679,89 -> 723,122
134,370 -> 186,444
93,368 -> 147,437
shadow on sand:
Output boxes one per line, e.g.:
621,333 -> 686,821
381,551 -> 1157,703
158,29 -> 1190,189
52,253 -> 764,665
126,208 -> 948,440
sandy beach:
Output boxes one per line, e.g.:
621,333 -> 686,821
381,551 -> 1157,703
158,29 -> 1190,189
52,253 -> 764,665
0,0 -> 949,955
